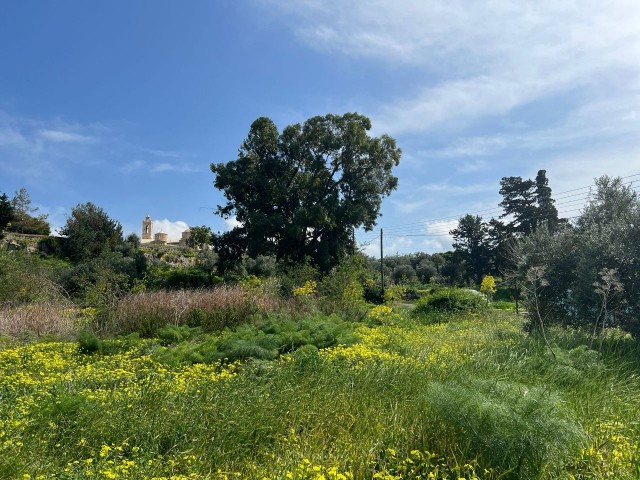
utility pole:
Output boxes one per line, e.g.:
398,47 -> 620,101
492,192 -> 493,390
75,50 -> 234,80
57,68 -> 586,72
380,228 -> 385,296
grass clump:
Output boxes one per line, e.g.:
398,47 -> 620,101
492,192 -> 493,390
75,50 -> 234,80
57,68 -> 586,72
423,379 -> 587,478
412,287 -> 487,321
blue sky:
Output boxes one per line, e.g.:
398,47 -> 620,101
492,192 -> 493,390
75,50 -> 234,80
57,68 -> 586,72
1,1 -> 639,254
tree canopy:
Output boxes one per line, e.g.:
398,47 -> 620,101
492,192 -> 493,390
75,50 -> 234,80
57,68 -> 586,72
60,202 -> 123,262
450,214 -> 493,283
211,113 -> 401,272
511,176 -> 640,333
0,187 -> 50,235
499,170 -> 560,236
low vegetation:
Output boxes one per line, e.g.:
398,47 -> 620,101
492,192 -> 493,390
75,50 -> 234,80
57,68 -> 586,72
1,175 -> 639,478
1,299 -> 639,479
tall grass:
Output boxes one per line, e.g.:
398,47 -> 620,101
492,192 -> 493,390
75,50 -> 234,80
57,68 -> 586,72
0,301 -> 79,337
99,285 -> 280,335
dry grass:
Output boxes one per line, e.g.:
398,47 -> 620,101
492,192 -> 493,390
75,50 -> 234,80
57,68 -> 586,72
0,301 -> 80,337
102,285 -> 281,335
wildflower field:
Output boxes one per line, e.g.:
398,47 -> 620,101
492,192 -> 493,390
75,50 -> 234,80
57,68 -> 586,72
1,310 -> 639,479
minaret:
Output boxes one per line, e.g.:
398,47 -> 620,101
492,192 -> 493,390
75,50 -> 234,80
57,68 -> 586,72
141,215 -> 153,241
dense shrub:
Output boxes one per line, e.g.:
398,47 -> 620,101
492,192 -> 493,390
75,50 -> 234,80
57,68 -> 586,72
412,287 -> 487,318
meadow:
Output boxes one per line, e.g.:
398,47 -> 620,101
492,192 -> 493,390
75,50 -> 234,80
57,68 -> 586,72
1,291 -> 639,480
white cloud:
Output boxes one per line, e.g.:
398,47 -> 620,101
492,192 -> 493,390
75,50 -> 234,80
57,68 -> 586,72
223,216 -> 242,230
39,129 -> 94,143
151,162 -> 198,173
152,219 -> 190,242
263,1 -> 640,137
424,219 -> 457,246
455,160 -> 489,174
144,148 -> 183,158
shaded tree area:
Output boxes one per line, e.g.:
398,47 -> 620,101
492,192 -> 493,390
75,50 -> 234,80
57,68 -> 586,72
0,187 -> 50,235
362,252 -> 448,286
449,170 -> 564,285
510,176 -> 640,334
211,113 -> 401,273
499,170 -> 561,236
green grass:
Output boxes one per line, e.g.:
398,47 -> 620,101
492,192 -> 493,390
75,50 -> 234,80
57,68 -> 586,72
1,310 -> 639,479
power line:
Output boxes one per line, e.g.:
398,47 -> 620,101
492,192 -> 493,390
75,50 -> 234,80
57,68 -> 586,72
355,182 -> 640,245
362,175 -> 640,236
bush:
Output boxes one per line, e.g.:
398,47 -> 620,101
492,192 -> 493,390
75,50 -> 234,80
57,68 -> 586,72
77,330 -> 102,354
412,287 -> 487,318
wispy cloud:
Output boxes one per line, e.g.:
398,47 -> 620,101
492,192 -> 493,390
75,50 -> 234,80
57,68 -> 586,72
151,162 -> 198,174
144,148 -> 184,158
39,129 -> 94,143
263,1 -> 640,139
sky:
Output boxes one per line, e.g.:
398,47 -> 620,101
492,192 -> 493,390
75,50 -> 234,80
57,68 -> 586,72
1,1 -> 639,255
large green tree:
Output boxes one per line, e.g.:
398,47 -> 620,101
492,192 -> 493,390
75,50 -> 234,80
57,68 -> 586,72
499,170 -> 560,236
510,176 -> 640,334
450,214 -> 493,283
211,113 -> 401,272
60,202 -> 123,262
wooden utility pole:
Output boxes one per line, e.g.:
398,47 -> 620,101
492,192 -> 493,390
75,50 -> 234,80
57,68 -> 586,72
380,228 -> 385,295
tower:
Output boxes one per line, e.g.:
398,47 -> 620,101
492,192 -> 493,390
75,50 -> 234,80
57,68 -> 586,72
142,215 -> 153,241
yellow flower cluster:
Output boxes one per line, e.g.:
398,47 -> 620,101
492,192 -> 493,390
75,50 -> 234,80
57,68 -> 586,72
367,305 -> 402,325
293,280 -> 317,297
284,458 -> 353,480
0,341 -> 239,479
372,448 -> 487,479
570,420 -> 640,478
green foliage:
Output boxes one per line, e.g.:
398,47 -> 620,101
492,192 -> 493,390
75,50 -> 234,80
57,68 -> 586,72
0,193 -> 14,231
77,330 -> 102,354
60,202 -> 123,262
0,247 -> 70,305
156,324 -> 202,345
383,284 -> 406,305
154,313 -> 358,365
276,260 -> 319,297
186,225 -> 213,249
60,251 -> 136,308
499,169 -> 560,236
451,214 -> 493,283
317,256 -> 368,318
492,300 -> 515,311
1,187 -> 51,235
211,113 -> 401,272
144,265 -> 213,290
510,175 -> 640,333
412,287 -> 487,318
424,379 -> 586,477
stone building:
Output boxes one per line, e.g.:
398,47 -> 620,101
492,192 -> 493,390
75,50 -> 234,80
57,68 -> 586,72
141,215 -> 153,243
140,215 -> 190,246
